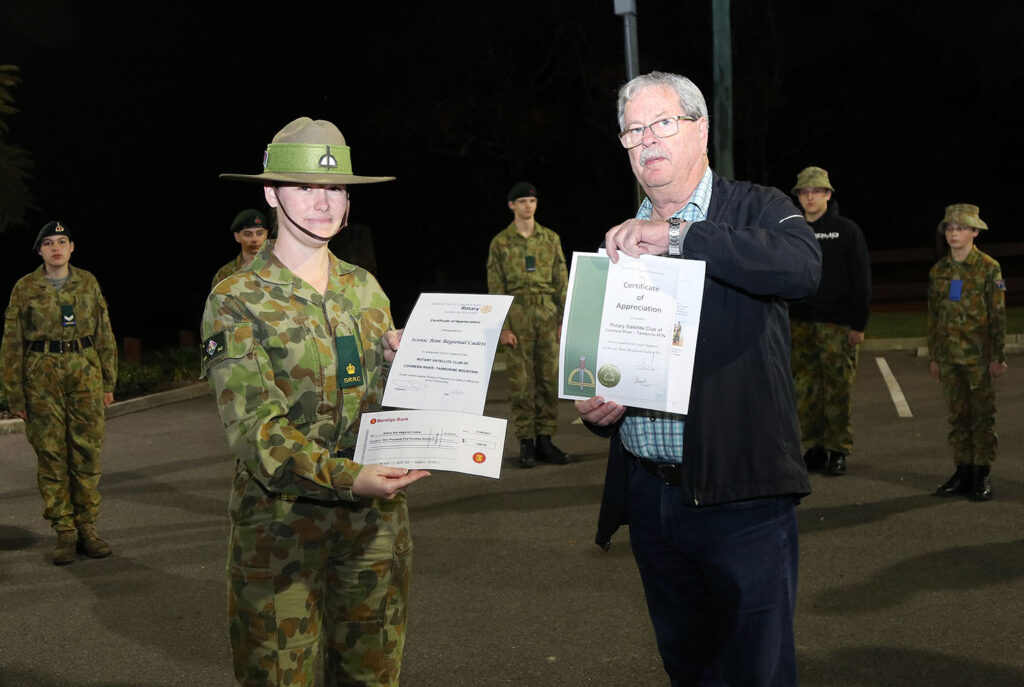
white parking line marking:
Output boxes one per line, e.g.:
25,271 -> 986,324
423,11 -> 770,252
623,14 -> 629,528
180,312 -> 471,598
875,356 -> 913,418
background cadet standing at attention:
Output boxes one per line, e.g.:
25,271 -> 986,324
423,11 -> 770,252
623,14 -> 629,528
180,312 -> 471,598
487,181 -> 571,469
788,166 -> 871,476
0,221 -> 118,565
928,203 -> 1007,501
211,208 -> 269,289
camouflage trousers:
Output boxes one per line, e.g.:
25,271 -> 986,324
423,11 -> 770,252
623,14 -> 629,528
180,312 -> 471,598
790,321 -> 859,454
227,469 -> 413,686
22,350 -> 105,532
938,362 -> 997,466
505,298 -> 560,439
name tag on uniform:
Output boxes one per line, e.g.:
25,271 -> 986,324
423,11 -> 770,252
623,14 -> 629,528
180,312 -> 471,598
525,255 -> 536,272
948,279 -> 963,301
61,304 -> 76,326
336,335 -> 364,388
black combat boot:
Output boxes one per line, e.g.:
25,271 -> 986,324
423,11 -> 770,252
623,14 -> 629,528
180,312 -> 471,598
970,465 -> 992,501
803,446 -> 827,471
518,439 -> 536,469
536,435 -> 571,465
824,451 -> 847,476
934,465 -> 971,497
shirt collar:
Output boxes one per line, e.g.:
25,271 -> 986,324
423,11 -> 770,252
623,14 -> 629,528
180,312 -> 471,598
636,166 -> 714,222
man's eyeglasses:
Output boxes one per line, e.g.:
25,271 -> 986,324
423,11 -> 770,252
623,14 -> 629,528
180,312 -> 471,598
618,115 -> 698,149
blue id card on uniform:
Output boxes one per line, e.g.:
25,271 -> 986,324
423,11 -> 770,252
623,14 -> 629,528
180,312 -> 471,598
948,279 -> 963,301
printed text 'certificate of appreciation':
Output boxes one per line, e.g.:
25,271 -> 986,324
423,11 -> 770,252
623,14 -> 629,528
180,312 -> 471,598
383,293 -> 513,415
355,410 -> 506,479
558,252 -> 705,414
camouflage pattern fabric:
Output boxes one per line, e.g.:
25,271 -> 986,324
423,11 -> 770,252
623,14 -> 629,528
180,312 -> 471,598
0,266 -> 116,531
790,320 -> 858,454
201,242 -> 410,685
927,247 -> 1006,365
937,362 -> 996,465
212,254 -> 245,290
486,222 -> 568,439
928,247 -> 1006,466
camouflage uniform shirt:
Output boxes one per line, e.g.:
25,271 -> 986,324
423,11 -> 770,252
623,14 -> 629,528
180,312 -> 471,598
928,246 -> 1006,365
211,254 -> 244,290
1,265 -> 117,412
486,221 -> 568,328
200,243 -> 394,501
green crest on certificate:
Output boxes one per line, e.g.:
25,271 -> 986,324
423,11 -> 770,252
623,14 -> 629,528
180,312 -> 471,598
336,335 -> 364,388
598,364 -> 621,387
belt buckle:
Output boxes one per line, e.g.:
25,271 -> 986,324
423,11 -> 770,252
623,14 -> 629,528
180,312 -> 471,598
59,340 -> 69,353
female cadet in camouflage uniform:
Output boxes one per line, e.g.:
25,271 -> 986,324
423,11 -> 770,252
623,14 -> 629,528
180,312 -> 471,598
202,117 -> 428,686
0,221 -> 117,564
928,204 -> 1007,501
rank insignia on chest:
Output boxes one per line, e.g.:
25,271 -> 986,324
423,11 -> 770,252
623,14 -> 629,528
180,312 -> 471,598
525,255 -> 536,272
61,304 -> 76,326
201,332 -> 227,366
336,335 -> 364,388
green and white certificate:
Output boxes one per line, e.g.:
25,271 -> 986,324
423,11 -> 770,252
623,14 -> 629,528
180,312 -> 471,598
559,251 -> 705,414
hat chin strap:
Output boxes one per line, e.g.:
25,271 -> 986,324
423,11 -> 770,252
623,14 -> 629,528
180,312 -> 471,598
272,188 -> 348,242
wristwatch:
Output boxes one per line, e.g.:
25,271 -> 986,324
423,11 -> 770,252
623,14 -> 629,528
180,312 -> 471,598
667,217 -> 682,256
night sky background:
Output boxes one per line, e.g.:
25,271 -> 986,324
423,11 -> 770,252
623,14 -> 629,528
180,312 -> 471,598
2,0 -> 1021,348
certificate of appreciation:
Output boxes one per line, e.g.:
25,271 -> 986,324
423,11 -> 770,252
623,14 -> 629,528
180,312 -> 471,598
355,410 -> 507,479
558,252 -> 705,414
383,293 -> 513,415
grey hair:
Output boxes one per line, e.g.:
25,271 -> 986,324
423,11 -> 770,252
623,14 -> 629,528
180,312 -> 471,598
616,71 -> 709,131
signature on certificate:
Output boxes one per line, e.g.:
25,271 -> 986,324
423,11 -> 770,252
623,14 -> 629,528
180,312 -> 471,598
636,350 -> 658,371
631,375 -> 650,387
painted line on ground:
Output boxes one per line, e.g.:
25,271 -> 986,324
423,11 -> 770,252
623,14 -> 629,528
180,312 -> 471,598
875,356 -> 913,418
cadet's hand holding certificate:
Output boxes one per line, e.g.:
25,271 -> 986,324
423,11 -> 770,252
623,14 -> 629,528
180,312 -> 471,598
559,252 -> 705,414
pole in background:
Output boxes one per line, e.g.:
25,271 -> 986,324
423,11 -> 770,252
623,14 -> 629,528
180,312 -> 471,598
613,0 -> 644,205
711,0 -> 735,179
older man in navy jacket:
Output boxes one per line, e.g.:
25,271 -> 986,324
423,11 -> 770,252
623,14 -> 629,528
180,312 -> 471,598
577,71 -> 821,686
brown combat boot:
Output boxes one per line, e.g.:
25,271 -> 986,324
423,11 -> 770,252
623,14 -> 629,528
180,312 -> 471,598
77,523 -> 113,558
52,530 -> 78,565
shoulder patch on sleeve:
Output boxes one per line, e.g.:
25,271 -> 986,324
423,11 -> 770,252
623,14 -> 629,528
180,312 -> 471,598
995,278 -> 1005,290
200,324 -> 254,376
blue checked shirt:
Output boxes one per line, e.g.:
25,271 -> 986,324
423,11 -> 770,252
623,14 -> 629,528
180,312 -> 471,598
619,166 -> 713,462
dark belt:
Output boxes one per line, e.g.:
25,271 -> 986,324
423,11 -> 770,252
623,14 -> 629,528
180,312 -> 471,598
26,336 -> 93,354
636,456 -> 685,486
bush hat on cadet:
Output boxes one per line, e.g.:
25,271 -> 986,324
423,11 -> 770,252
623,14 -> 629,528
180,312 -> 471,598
507,181 -> 538,202
791,166 -> 835,194
220,117 -> 395,185
230,208 -> 268,233
33,220 -> 72,252
937,203 -> 988,233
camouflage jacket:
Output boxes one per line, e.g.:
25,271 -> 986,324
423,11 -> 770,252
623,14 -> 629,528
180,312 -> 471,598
211,254 -> 244,290
200,243 -> 394,502
486,221 -> 568,329
927,246 -> 1006,364
0,265 -> 118,412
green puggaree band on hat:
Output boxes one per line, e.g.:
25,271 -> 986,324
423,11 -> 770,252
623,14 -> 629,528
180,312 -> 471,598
265,143 -> 353,176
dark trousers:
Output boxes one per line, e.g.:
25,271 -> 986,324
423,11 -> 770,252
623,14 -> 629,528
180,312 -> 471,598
628,464 -> 799,686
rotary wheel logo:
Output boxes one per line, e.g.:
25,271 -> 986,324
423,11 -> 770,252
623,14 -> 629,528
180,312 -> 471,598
480,305 -> 492,314
598,364 -> 621,387
370,418 -> 377,424
472,452 -> 486,463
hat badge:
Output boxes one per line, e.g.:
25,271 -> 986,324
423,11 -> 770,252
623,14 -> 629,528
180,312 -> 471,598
55,223 -> 65,233
318,145 -> 339,170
